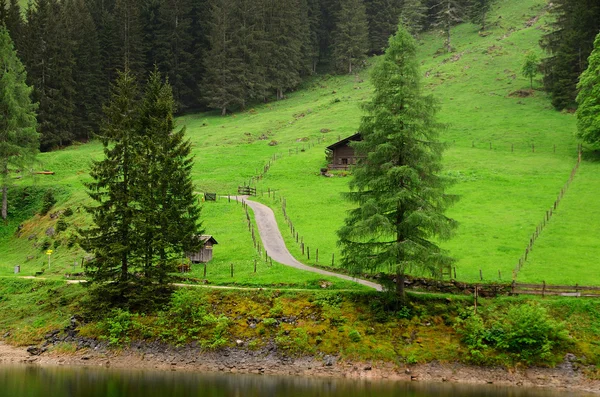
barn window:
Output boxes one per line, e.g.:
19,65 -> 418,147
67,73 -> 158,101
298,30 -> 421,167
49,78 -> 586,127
341,158 -> 348,165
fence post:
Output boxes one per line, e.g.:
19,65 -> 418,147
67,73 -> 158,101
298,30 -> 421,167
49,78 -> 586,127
316,249 -> 318,263
204,263 -> 207,278
230,263 -> 234,277
453,266 -> 457,279
542,280 -> 546,298
479,269 -> 483,281
254,259 -> 257,273
332,253 -> 335,266
307,246 -> 310,260
301,243 -> 304,255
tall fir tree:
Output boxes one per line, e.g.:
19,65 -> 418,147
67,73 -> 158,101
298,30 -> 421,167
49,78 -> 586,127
576,32 -> 600,146
399,0 -> 426,37
433,0 -> 465,53
22,0 -> 76,150
4,0 -> 23,50
468,0 -> 494,31
114,0 -> 145,77
81,70 -> 139,291
63,0 -> 103,140
202,0 -> 243,114
132,69 -> 202,285
540,0 -> 600,110
337,25 -> 456,299
365,0 -> 402,54
0,27 -> 38,222
331,0 -> 369,73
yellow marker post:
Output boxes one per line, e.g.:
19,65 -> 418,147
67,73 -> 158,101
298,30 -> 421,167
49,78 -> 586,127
46,249 -> 53,268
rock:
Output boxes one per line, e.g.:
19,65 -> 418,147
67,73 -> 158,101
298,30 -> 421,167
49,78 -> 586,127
28,234 -> 37,241
268,140 -> 278,146
3,332 -> 10,338
410,375 -> 418,381
364,365 -> 372,371
26,346 -> 44,356
45,227 -> 55,236
323,355 -> 335,367
81,355 -> 90,360
236,340 -> 244,347
320,128 -> 330,133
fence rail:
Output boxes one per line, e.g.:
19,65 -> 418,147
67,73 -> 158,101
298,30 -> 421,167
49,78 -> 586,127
512,281 -> 600,297
238,186 -> 257,196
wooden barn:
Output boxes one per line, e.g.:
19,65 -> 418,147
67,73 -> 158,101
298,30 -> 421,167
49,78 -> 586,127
186,235 -> 218,263
325,133 -> 363,170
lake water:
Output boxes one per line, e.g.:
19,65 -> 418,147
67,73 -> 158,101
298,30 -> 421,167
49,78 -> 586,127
0,365 -> 594,397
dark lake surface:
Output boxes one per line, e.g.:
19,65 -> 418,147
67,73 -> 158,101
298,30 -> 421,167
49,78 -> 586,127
0,365 -> 595,397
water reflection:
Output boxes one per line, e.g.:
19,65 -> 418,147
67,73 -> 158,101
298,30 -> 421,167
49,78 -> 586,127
0,365 -> 593,397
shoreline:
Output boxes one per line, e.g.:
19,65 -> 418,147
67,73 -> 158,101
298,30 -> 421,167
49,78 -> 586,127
1,342 -> 600,394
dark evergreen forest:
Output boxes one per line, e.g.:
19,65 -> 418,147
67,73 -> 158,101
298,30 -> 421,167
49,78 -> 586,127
1,0 -> 598,150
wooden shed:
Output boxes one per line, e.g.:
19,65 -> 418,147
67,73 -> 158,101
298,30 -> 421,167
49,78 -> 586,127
325,133 -> 363,170
186,235 -> 218,263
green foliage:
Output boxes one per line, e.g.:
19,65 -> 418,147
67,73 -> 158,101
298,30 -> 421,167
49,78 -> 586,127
63,207 -> 74,217
39,189 -> 57,216
331,0 -> 369,74
262,317 -> 278,327
103,309 -> 133,345
55,219 -> 68,233
576,32 -> 600,146
338,25 -> 457,298
348,329 -> 361,342
0,26 -> 38,222
522,52 -> 538,90
456,304 -> 570,365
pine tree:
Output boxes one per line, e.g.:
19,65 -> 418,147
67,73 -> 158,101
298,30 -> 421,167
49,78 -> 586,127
0,27 -> 38,222
22,0 -> 76,150
132,69 -> 202,285
331,0 -> 369,73
63,0 -> 103,141
114,0 -> 145,77
576,32 -> 600,146
337,25 -> 457,300
202,0 -> 243,114
365,0 -> 402,54
433,0 -> 465,53
540,0 -> 600,110
469,0 -> 494,31
81,70 -> 139,290
398,0 -> 426,37
4,0 -> 23,50
141,0 -> 171,74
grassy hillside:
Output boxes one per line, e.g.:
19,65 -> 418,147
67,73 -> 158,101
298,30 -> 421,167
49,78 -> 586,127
1,0 -> 597,286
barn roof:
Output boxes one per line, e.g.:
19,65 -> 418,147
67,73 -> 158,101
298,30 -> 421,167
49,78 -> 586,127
326,133 -> 362,151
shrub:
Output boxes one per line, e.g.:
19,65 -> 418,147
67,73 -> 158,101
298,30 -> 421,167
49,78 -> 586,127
348,329 -> 362,343
456,304 -> 570,365
40,239 -> 51,251
56,219 -> 68,233
40,189 -> 57,216
63,208 -> 73,217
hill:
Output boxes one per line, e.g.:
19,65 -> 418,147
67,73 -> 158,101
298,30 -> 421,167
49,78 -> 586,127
1,0 -> 597,288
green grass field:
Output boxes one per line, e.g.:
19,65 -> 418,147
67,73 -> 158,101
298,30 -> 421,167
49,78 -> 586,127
2,0 -> 599,287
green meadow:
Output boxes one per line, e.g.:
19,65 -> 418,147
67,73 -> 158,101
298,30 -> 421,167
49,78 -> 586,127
2,0 -> 599,287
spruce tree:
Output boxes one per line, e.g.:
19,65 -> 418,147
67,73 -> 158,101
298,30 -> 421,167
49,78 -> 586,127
540,0 -> 600,110
576,32 -> 600,146
399,0 -> 426,37
433,0 -> 465,53
81,70 -> 139,291
468,0 -> 494,31
132,69 -> 202,285
337,25 -> 457,300
331,0 -> 369,73
4,0 -> 23,50
0,27 -> 38,222
365,0 -> 402,54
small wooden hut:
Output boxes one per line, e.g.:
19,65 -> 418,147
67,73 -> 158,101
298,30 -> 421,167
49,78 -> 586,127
325,133 -> 363,170
186,235 -> 218,263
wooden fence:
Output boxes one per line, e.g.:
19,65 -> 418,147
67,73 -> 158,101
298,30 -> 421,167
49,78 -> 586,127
514,145 -> 582,278
238,186 -> 257,196
511,281 -> 600,298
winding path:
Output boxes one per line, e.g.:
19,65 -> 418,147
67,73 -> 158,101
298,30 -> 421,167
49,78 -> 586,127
234,196 -> 382,291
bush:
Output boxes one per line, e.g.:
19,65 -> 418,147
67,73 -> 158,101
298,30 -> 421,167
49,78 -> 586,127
40,239 -> 51,251
348,329 -> 362,343
63,208 -> 73,217
40,189 -> 57,216
456,304 -> 570,365
56,219 -> 68,233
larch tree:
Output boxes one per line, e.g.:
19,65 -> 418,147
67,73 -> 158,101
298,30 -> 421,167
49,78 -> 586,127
0,27 -> 38,223
576,32 -> 600,146
337,25 -> 457,301
331,0 -> 369,73
522,52 -> 538,91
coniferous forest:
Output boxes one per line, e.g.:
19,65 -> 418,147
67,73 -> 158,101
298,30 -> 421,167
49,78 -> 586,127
1,0 -> 599,151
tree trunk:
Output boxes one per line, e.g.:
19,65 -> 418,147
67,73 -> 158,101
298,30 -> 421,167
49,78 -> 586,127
221,107 -> 227,116
1,185 -> 7,223
349,59 -> 352,74
396,269 -> 406,304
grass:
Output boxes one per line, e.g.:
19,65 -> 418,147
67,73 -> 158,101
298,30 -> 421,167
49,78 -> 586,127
1,0 -> 599,287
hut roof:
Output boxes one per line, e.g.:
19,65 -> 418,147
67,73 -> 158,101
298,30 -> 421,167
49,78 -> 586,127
326,133 -> 362,151
198,235 -> 218,245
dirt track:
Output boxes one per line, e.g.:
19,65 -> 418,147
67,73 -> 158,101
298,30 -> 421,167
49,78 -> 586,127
234,196 -> 382,291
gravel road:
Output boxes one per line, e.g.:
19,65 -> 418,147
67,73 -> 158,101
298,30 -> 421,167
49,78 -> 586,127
235,196 -> 382,291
